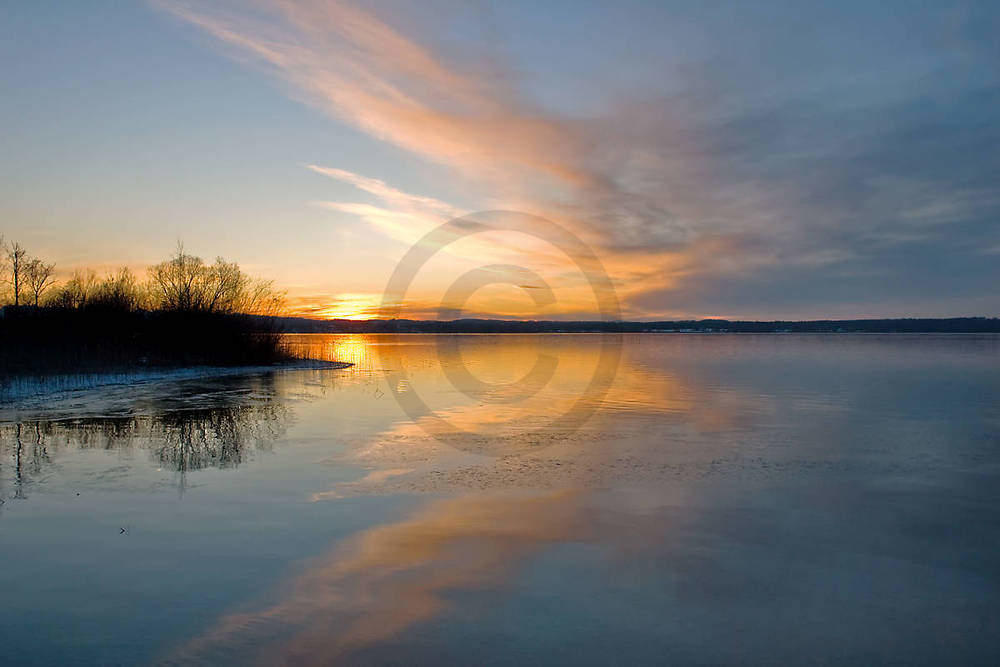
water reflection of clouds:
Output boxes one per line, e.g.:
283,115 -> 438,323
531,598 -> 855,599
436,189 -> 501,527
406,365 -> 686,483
319,335 -> 770,496
165,334 -> 1000,664
166,490 -> 588,665
166,336 -> 728,663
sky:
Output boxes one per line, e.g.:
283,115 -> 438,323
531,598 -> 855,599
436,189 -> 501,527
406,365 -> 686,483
2,0 -> 999,320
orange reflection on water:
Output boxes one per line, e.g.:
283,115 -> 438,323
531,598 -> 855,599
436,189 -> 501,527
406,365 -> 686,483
167,334 -> 767,664
282,334 -> 378,372
167,490 -> 585,665
321,334 -> 759,495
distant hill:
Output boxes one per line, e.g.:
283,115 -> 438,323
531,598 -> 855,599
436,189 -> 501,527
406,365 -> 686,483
257,316 -> 1000,334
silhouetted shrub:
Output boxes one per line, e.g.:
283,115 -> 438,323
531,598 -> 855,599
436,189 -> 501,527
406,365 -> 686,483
0,306 -> 290,375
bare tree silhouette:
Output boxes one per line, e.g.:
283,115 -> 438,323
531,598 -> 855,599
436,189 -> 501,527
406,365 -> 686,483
91,267 -> 144,310
0,233 -> 5,303
5,240 -> 27,307
147,243 -> 284,315
1,241 -> 291,375
49,269 -> 99,309
25,258 -> 57,307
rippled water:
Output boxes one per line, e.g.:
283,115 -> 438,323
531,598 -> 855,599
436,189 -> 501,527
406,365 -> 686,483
2,334 -> 999,665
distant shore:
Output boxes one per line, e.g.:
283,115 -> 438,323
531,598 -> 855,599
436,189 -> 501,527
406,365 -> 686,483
261,316 -> 1000,335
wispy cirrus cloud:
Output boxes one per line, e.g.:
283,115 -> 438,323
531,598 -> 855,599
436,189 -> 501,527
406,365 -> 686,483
307,165 -> 461,217
160,0 -> 1000,318
159,0 -> 594,191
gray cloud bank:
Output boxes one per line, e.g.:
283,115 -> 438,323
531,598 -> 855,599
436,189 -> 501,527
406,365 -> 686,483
168,0 -> 1000,318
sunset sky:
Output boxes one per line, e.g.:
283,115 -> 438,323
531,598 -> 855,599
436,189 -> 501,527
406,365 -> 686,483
3,1 -> 999,320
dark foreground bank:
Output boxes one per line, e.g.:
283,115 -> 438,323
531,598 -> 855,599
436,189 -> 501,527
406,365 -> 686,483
0,306 -> 290,376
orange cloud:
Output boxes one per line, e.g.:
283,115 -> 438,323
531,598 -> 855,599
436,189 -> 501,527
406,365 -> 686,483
158,1 -> 794,319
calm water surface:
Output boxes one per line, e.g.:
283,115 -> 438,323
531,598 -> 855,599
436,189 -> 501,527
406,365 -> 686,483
2,334 -> 999,665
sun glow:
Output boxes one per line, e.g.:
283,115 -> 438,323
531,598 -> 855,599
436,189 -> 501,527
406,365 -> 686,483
306,293 -> 383,320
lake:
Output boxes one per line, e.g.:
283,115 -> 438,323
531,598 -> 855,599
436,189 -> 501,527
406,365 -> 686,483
2,334 -> 999,665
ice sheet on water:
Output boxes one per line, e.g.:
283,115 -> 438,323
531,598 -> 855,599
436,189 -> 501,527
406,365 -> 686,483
0,360 -> 350,422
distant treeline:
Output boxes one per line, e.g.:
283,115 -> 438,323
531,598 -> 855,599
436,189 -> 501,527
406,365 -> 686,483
262,316 -> 1000,334
1,240 -> 290,375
